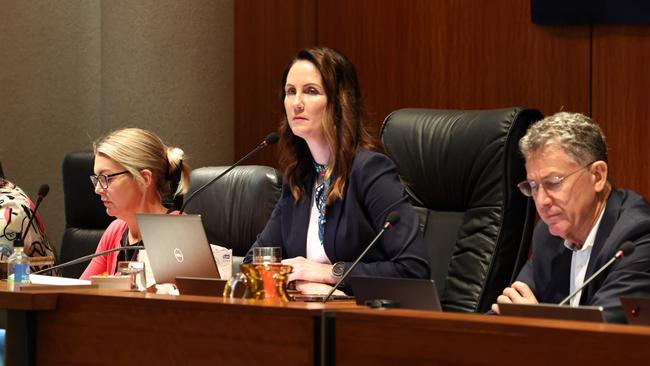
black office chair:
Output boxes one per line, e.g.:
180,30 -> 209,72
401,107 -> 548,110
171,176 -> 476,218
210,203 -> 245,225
380,107 -> 543,313
60,151 -> 114,278
182,165 -> 283,267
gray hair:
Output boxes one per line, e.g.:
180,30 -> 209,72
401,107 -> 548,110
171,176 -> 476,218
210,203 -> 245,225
94,128 -> 190,198
519,112 -> 608,165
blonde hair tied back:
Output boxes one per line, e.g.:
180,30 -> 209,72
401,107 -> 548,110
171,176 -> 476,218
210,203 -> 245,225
94,128 -> 190,199
166,146 -> 190,197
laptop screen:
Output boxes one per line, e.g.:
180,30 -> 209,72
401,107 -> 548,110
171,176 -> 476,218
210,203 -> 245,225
350,276 -> 442,311
499,303 -> 605,323
136,214 -> 220,284
620,296 -> 650,325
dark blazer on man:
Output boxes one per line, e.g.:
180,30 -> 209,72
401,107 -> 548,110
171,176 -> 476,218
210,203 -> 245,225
244,149 -> 430,292
517,188 -> 650,323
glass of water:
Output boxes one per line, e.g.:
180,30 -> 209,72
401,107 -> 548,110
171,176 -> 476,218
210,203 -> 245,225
252,247 -> 282,264
117,261 -> 146,291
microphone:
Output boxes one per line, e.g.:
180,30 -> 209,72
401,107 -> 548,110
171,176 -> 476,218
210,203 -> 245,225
323,211 -> 401,302
558,240 -> 636,306
31,245 -> 145,275
14,184 -> 50,248
179,132 -> 279,213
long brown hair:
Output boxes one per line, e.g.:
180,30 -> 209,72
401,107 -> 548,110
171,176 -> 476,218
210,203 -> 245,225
278,46 -> 381,203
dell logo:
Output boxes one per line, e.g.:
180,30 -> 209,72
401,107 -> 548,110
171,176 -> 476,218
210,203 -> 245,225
173,248 -> 184,263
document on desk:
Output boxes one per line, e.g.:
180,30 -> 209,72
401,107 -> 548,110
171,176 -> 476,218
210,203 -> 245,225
29,274 -> 92,286
211,244 -> 232,280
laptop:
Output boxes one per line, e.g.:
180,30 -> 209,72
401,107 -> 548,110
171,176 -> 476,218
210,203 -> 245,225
620,296 -> 650,325
349,276 -> 442,311
136,214 -> 220,284
499,302 -> 605,323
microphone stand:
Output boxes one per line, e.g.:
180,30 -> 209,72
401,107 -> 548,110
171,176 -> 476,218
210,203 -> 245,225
32,246 -> 145,275
323,213 -> 400,302
179,133 -> 278,213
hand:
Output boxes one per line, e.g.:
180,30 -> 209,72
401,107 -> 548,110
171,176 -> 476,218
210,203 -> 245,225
294,280 -> 346,296
491,281 -> 538,314
282,256 -> 336,284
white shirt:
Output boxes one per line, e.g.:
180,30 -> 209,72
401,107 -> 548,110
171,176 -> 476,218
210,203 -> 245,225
563,204 -> 606,307
306,181 -> 332,265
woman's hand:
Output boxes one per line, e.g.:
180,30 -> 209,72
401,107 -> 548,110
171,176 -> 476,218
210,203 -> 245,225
294,280 -> 346,296
282,256 -> 336,284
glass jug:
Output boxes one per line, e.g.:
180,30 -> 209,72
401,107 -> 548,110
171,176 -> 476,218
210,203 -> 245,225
223,262 -> 292,303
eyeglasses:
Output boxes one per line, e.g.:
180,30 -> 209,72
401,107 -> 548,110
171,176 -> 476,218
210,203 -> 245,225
517,161 -> 596,198
90,171 -> 129,189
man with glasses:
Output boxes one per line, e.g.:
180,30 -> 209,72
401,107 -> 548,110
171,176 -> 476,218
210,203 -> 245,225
491,112 -> 650,323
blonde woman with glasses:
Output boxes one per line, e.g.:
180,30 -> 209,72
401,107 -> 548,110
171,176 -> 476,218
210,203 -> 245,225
80,128 -> 190,281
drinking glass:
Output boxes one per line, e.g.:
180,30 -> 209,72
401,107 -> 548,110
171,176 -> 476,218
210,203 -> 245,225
252,247 -> 282,264
117,261 -> 146,291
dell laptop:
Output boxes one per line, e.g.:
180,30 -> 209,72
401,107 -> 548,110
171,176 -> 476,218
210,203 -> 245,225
136,214 -> 220,284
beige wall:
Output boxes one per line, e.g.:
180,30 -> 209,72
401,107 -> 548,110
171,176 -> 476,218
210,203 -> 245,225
0,1 -> 234,256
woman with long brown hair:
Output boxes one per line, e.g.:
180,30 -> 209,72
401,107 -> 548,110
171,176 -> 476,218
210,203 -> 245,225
245,47 -> 429,295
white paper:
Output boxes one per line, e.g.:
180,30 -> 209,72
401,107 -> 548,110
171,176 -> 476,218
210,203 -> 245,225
29,274 -> 92,286
137,249 -> 157,289
154,283 -> 180,295
210,244 -> 232,280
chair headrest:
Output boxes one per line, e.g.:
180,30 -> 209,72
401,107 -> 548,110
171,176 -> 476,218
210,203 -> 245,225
380,107 -> 543,211
183,165 -> 282,255
62,151 -> 114,229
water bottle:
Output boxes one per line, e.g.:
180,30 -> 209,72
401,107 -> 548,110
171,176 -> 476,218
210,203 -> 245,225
8,246 -> 30,283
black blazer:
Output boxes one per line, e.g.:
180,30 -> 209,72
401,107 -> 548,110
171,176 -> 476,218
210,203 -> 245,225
517,188 -> 650,323
244,149 -> 430,292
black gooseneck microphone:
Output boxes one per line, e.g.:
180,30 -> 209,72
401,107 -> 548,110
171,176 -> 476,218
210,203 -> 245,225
323,211 -> 401,303
179,132 -> 279,213
31,245 -> 145,275
14,183 -> 50,248
558,240 -> 636,306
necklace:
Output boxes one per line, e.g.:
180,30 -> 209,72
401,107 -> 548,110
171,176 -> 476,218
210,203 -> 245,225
312,161 -> 332,245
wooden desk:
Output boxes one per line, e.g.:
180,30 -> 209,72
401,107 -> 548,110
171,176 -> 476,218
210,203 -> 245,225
334,308 -> 650,365
7,285 -> 650,366
0,286 -> 352,366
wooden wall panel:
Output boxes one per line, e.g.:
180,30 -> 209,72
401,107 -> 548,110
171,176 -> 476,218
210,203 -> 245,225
235,1 -> 595,167
234,0 -> 316,166
317,0 -> 591,130
592,27 -> 650,198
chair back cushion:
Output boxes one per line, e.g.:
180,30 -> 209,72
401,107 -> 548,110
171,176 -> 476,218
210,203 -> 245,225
183,165 -> 282,256
381,107 -> 542,312
60,151 -> 114,278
